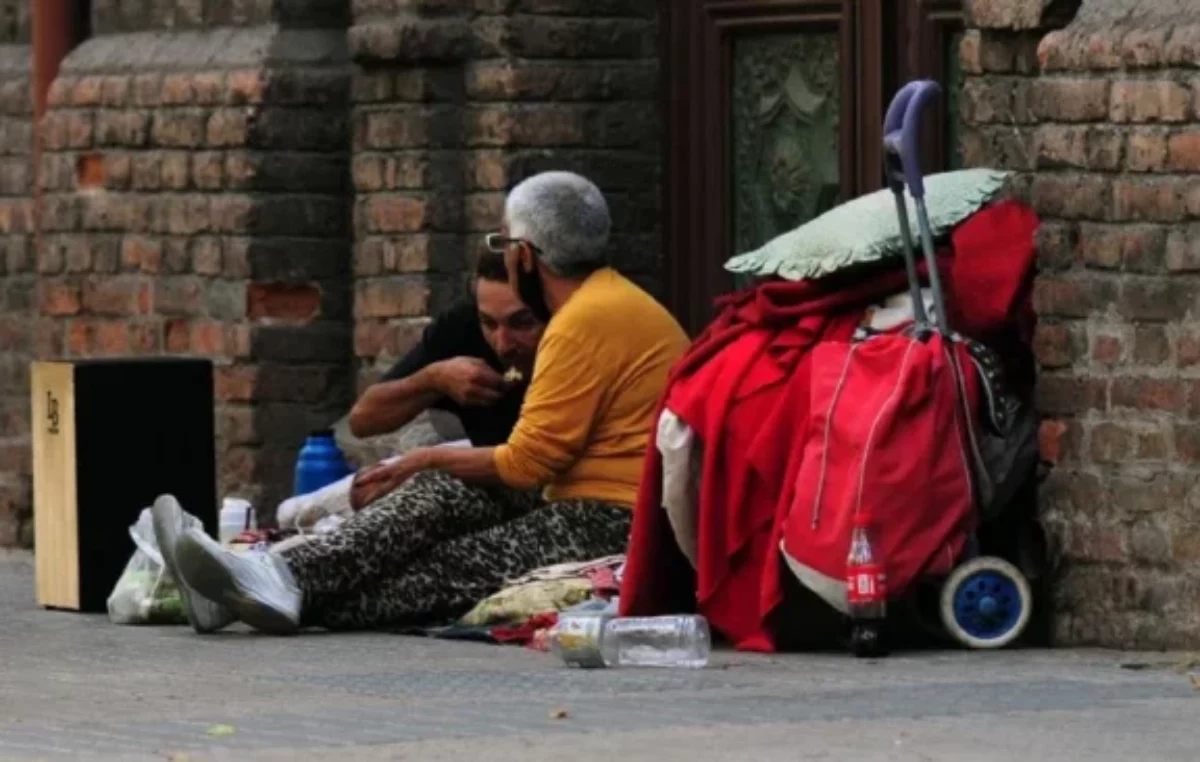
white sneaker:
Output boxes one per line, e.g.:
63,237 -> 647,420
175,527 -> 302,634
150,495 -> 234,634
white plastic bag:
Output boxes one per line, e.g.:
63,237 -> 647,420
106,508 -> 190,625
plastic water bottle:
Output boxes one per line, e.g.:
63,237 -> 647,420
846,513 -> 889,658
598,615 -> 711,668
293,429 -> 352,496
219,497 -> 255,545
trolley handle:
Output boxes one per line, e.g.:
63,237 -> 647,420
882,79 -> 948,332
883,80 -> 940,201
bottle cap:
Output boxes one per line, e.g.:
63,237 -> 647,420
310,428 -> 335,439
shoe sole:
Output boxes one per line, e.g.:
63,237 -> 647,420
151,496 -> 219,634
175,533 -> 299,635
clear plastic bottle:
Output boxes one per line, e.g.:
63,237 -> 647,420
219,497 -> 255,545
598,615 -> 711,668
846,513 -> 888,658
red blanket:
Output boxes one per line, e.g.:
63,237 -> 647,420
618,200 -> 1039,651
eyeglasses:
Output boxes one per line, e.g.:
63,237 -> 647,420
485,233 -> 542,255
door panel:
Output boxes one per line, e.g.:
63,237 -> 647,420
661,0 -> 963,336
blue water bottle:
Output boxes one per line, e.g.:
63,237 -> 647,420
293,429 -> 353,496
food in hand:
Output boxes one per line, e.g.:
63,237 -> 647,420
503,367 -> 524,384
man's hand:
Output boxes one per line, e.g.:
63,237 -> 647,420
349,455 -> 428,511
429,357 -> 507,407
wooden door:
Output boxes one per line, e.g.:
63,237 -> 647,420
661,0 -> 965,335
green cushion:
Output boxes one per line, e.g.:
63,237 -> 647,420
724,168 -> 1011,282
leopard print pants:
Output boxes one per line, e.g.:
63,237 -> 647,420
280,470 -> 632,630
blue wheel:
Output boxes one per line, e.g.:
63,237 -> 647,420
939,557 -> 1031,649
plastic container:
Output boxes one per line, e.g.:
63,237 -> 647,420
293,429 -> 353,497
599,615 -> 711,668
549,613 -> 711,669
219,497 -> 255,545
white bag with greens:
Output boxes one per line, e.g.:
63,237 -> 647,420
106,507 -> 188,625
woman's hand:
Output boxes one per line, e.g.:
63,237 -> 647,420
349,454 -> 428,511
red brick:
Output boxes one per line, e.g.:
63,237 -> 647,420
1120,226 -> 1167,273
215,365 -> 258,402
1132,326 -> 1170,366
151,111 -> 206,148
1164,24 -> 1200,67
1091,332 -> 1124,367
1166,131 -> 1200,171
1177,328 -> 1200,367
160,151 -> 190,190
1121,27 -> 1168,69
39,282 -> 82,316
466,105 -> 588,147
217,405 -> 259,447
82,276 -> 151,316
1118,279 -> 1195,322
355,278 -> 430,319
1030,79 -> 1109,122
247,282 -> 321,320
1036,375 -> 1107,415
1174,423 -> 1200,464
1077,224 -> 1122,269
155,277 -> 207,316
226,70 -> 266,105
1039,418 -> 1070,464
120,235 -> 162,273
71,76 -> 104,106
1089,422 -> 1134,463
206,109 -> 250,147
190,237 -> 222,275
190,321 -> 226,355
1066,526 -> 1127,565
191,152 -> 224,190
361,195 -> 429,233
1030,174 -> 1109,220
1111,178 -> 1188,222
1110,378 -> 1187,413
1032,275 -> 1118,319
1134,428 -> 1169,461
1165,228 -> 1200,273
1126,129 -> 1168,172
164,318 -> 190,353
161,74 -> 194,105
1110,80 -> 1191,123
1034,125 -> 1087,168
35,321 -> 64,357
190,72 -> 225,105
1033,323 -> 1082,368
94,320 -> 131,355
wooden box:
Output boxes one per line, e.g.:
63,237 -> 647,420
30,358 -> 218,612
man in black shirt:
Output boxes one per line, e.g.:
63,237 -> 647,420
348,252 -> 545,446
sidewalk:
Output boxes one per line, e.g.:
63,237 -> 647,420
0,550 -> 1195,762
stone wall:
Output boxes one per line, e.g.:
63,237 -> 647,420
349,0 -> 662,386
0,0 -> 32,546
39,3 -> 355,516
962,0 -> 1200,647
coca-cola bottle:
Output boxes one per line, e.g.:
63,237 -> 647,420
846,513 -> 889,658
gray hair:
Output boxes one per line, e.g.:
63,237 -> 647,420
504,171 -> 611,277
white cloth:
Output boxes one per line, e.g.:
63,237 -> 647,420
657,410 -> 700,569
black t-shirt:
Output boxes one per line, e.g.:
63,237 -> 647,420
380,300 -> 527,447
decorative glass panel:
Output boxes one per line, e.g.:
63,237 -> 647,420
730,32 -> 841,264
945,31 -> 965,170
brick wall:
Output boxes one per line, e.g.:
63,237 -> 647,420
962,0 -> 1200,647
0,0 -> 32,546
349,0 -> 662,386
39,3 -> 355,517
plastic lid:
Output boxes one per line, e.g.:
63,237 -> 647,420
310,429 -> 335,438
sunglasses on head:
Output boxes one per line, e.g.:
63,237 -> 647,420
485,233 -> 543,255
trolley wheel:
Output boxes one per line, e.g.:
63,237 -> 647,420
940,557 -> 1031,649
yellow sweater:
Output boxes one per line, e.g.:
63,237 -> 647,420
493,268 -> 689,506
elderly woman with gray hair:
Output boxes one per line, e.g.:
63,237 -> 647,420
153,171 -> 691,635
